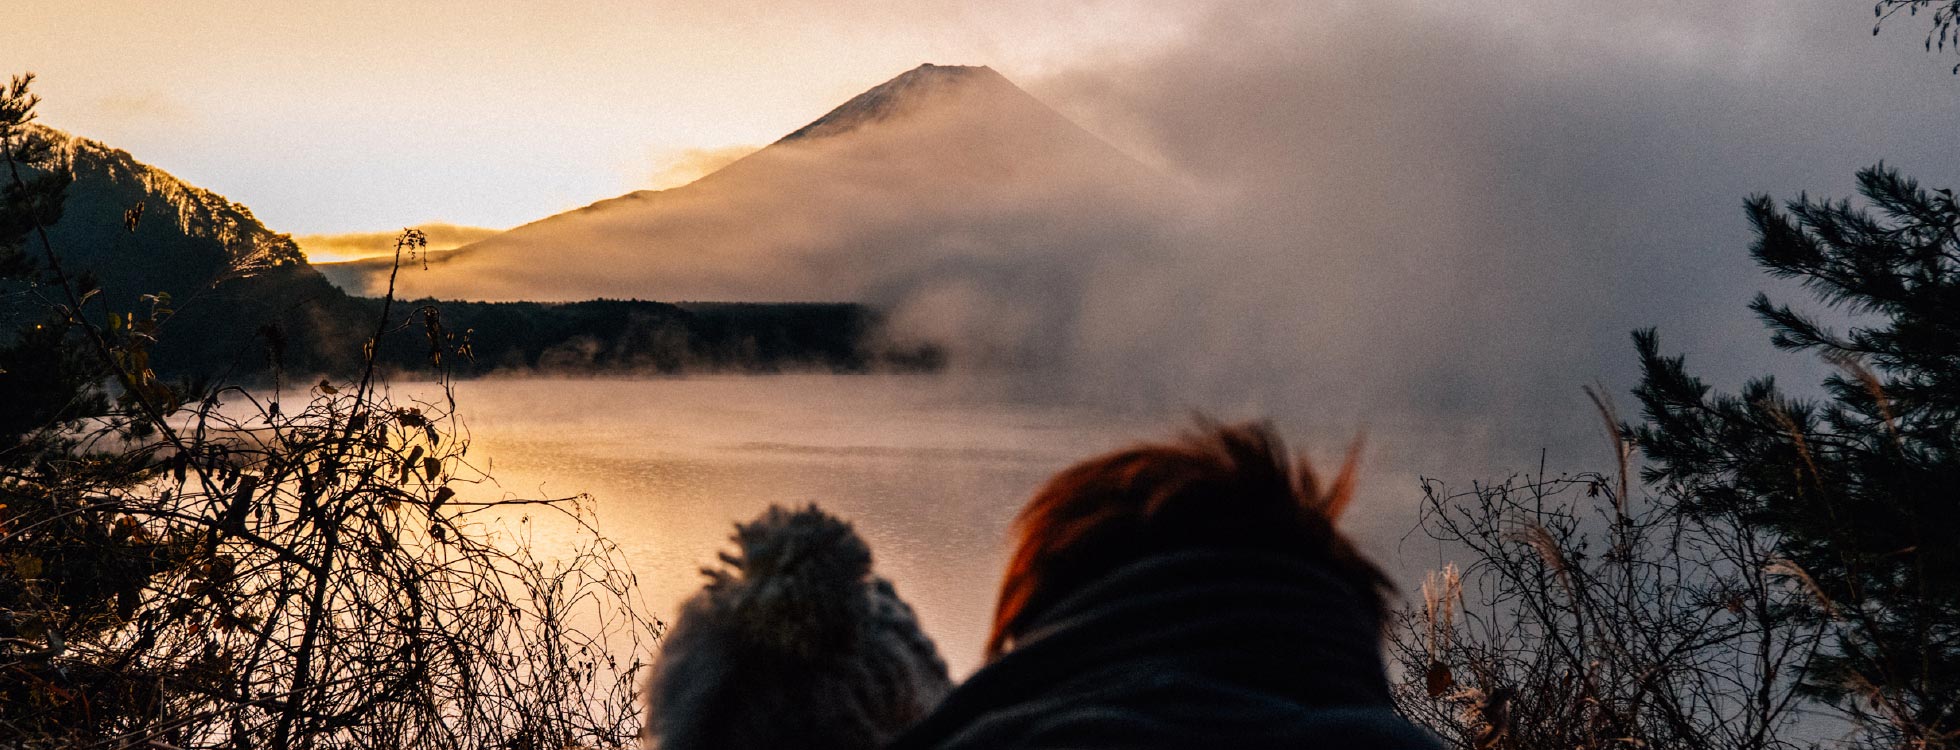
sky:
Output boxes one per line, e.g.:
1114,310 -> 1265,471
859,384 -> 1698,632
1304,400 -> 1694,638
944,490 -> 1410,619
6,0 -> 1190,234
13,3 -> 1960,681
9,0 -> 1960,473
7,2 -> 1954,230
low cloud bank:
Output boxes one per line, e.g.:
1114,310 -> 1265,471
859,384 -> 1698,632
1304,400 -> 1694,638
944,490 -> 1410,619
330,4 -> 1958,487
296,222 -> 501,263
646,145 -> 761,190
1014,0 -> 1960,469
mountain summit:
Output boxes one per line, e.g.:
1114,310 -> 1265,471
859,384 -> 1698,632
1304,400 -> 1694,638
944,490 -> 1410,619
14,123 -> 903,377
777,64 -> 1015,144
321,64 -> 1170,306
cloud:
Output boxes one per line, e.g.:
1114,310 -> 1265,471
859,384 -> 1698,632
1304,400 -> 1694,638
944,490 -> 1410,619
326,2 -> 1959,491
1020,0 -> 1960,454
646,145 -> 761,190
329,67 -> 1177,321
88,92 -> 190,124
56,91 -> 199,145
295,223 -> 502,264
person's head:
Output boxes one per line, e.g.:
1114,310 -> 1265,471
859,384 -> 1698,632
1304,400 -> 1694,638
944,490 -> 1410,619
644,505 -> 949,750
986,420 -> 1390,659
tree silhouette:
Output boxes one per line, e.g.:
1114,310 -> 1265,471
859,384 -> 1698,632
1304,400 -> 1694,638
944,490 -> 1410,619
1631,165 -> 1959,747
1,73 -> 660,749
0,73 -> 108,458
1874,1 -> 1960,72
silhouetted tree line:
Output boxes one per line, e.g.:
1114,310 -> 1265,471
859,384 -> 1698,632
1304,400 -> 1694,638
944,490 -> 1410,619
2,118 -> 934,383
156,268 -> 912,379
71,265 -> 923,380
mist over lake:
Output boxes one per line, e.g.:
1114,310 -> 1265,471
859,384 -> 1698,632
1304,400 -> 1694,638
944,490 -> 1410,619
382,374 -> 1143,676
11,0 -> 1960,743
375,372 -> 1595,676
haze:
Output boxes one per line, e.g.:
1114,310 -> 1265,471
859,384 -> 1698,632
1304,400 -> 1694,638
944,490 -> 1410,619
11,0 -> 1960,480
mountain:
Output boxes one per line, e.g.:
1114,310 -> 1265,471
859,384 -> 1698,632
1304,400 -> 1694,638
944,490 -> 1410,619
8,124 -> 368,374
317,64 -> 1171,306
23,125 -> 307,302
7,126 -> 917,379
775,63 -> 1031,144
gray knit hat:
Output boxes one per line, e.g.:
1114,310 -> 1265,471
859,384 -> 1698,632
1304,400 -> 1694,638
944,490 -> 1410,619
644,505 -> 951,749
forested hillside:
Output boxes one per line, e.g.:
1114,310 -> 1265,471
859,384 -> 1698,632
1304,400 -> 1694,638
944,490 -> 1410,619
9,124 -> 923,380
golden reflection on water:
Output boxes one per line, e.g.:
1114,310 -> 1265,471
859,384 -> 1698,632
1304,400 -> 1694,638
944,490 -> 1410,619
386,373 -> 1160,676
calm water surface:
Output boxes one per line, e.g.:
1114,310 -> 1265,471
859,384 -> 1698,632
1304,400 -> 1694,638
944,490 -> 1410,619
389,373 -> 1163,675
379,372 -> 1489,677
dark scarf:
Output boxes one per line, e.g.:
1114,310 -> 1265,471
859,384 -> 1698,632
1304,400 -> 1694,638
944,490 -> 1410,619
888,549 -> 1440,749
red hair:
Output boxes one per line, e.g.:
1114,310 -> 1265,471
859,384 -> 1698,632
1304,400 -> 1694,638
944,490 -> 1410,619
985,421 -> 1389,659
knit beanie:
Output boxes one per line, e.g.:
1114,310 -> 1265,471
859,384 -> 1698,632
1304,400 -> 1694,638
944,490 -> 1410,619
644,505 -> 952,749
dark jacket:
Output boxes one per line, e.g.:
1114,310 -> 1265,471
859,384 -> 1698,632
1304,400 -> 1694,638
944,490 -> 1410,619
888,549 -> 1441,749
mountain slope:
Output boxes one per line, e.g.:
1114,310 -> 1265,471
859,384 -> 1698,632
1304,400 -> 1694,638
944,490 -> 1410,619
318,64 -> 1172,307
8,126 -> 910,378
25,124 -> 308,303
775,63 -> 1047,144
6,124 -> 367,374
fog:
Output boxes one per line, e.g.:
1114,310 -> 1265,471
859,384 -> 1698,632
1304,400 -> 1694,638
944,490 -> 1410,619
1029,1 -> 1959,454
325,1 -> 1958,490
325,1 -> 1960,678
296,222 -> 500,263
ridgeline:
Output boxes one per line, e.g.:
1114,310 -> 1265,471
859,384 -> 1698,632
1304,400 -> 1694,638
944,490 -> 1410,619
11,124 -> 936,381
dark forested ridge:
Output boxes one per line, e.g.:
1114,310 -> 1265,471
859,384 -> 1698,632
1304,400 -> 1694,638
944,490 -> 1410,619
11,124 -> 929,380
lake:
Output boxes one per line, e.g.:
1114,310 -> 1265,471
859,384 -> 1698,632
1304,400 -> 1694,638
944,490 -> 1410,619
382,372 -> 1545,676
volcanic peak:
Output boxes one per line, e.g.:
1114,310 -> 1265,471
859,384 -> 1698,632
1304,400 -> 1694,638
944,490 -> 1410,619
776,64 -> 1013,144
